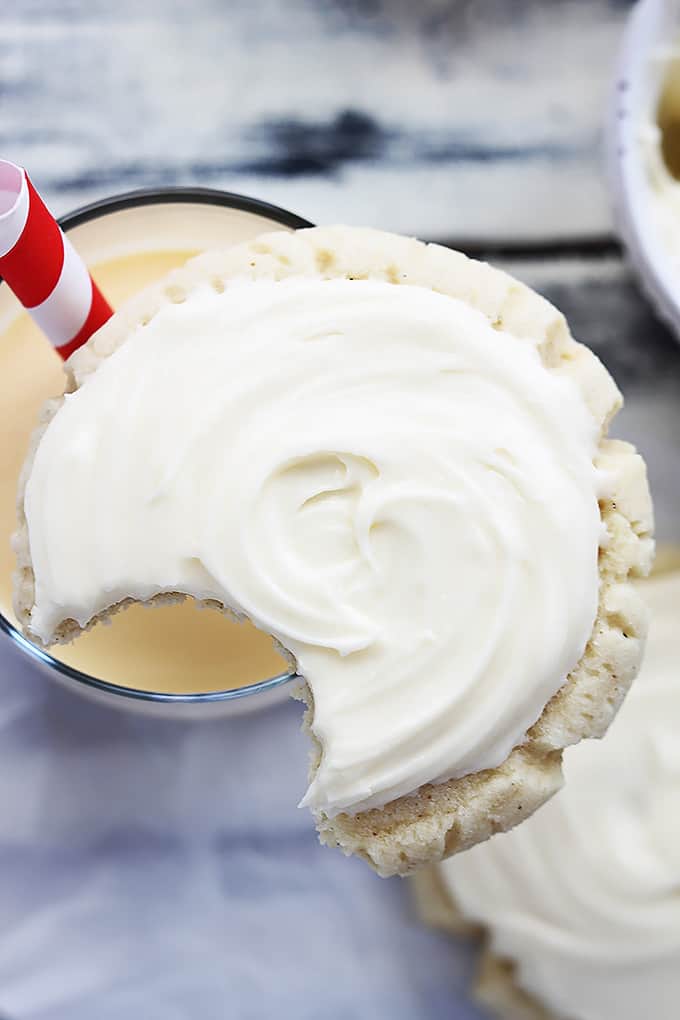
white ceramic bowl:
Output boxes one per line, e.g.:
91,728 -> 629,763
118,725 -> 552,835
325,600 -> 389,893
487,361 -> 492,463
609,0 -> 680,338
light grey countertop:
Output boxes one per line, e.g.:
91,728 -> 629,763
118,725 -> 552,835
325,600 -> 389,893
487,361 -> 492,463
1,1 -> 679,1018
3,0 -> 633,242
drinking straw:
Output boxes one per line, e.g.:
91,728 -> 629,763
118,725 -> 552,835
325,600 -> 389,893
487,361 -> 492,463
0,159 -> 113,359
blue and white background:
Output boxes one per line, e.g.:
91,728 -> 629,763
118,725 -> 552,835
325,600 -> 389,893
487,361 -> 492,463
1,2 -> 680,1018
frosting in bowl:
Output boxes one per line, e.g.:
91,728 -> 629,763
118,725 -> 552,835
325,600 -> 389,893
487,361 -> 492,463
24,277 -> 602,815
640,46 -> 680,272
439,569 -> 680,1020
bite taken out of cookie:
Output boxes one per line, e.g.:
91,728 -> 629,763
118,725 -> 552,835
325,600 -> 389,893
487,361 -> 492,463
14,226 -> 653,877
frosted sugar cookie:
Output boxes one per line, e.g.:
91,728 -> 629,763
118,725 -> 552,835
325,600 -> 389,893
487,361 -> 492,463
14,227 -> 653,875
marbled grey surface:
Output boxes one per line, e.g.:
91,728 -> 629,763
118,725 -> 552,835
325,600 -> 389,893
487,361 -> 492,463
2,0 -> 635,242
0,647 -> 483,1020
1,1 -> 680,1018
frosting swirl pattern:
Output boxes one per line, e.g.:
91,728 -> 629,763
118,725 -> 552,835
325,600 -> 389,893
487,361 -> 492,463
439,570 -> 680,1020
25,277 -> 602,815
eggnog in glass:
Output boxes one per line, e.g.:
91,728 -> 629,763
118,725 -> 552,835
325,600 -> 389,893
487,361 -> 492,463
0,189 -> 310,714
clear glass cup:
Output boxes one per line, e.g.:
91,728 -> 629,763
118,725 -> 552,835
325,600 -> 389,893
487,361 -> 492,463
0,187 -> 311,717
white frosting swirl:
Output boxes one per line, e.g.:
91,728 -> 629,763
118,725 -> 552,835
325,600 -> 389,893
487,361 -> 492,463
25,277 -> 602,815
439,570 -> 680,1020
640,117 -> 680,271
640,50 -> 680,272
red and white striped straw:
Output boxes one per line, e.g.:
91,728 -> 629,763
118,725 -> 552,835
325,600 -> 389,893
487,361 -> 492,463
0,159 -> 113,360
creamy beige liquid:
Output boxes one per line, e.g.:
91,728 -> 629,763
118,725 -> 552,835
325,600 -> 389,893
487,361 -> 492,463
0,248 -> 289,693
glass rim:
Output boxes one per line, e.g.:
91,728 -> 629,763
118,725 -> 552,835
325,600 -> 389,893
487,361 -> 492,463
0,185 -> 312,704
